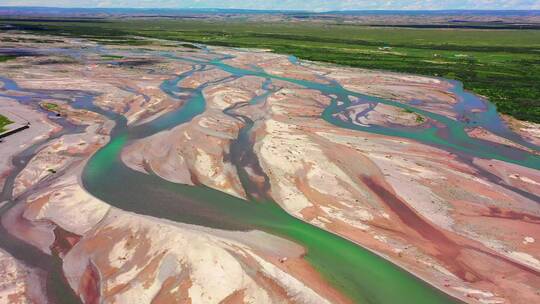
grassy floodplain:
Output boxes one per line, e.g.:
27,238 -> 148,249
0,55 -> 16,62
0,56 -> 14,132
0,114 -> 13,132
1,18 -> 540,122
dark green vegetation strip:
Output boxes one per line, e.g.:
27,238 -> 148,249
41,102 -> 59,111
0,55 -> 17,62
0,114 -> 13,132
2,18 -> 540,122
100,54 -> 124,59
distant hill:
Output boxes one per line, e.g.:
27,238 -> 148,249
1,6 -> 539,17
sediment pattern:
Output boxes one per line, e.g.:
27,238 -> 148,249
0,32 -> 538,304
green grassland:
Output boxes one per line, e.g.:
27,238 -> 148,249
0,55 -> 16,62
2,18 -> 539,122
41,102 -> 59,111
100,54 -> 124,59
0,114 -> 13,132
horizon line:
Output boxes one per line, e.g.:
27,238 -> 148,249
1,6 -> 540,13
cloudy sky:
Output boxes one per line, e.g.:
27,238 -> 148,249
1,0 -> 539,10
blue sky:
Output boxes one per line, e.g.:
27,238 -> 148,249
1,1 -> 539,11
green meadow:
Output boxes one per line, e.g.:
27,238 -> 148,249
0,114 -> 13,132
2,18 -> 540,122
0,55 -> 16,62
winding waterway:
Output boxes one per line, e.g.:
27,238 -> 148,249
2,42 -> 539,303
0,76 -> 94,304
82,48 -> 538,303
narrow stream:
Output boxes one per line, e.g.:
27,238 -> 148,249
0,76 -> 91,304
209,58 -> 540,169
